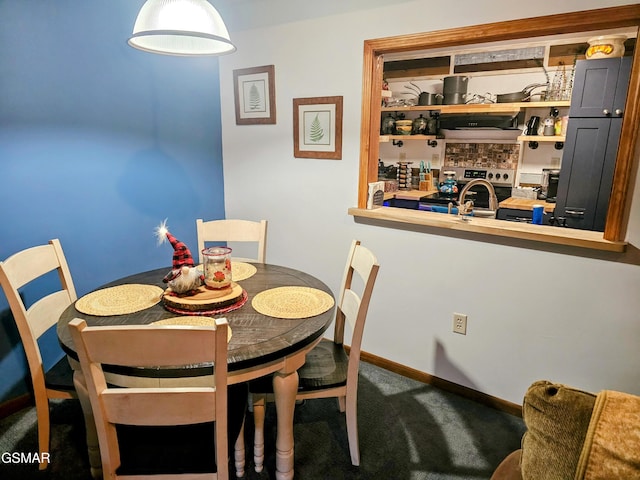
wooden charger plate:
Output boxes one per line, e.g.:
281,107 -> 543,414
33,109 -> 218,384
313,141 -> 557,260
163,282 -> 244,313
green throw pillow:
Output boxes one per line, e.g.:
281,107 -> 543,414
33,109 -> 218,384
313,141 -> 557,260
520,380 -> 596,480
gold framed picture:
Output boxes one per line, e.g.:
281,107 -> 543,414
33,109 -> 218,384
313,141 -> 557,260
293,96 -> 343,159
233,65 -> 276,125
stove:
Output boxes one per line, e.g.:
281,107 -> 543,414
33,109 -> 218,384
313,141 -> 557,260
419,167 -> 515,211
440,167 -> 516,188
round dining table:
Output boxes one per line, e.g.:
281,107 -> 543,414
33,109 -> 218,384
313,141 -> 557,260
57,262 -> 335,480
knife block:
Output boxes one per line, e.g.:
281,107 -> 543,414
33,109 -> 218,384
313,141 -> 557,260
419,173 -> 433,191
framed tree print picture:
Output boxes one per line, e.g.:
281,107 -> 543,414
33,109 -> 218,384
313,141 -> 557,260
233,65 -> 276,125
293,96 -> 343,159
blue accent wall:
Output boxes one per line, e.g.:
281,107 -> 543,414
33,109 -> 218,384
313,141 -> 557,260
0,1 -> 226,401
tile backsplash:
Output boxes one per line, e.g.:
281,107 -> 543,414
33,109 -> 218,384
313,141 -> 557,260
444,142 -> 519,169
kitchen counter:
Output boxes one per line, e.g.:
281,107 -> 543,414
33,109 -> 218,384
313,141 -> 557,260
394,189 -> 438,200
383,188 -> 438,201
499,197 -> 555,213
348,206 -> 626,252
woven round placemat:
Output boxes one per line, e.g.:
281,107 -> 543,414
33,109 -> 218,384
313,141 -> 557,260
232,261 -> 257,281
196,261 -> 257,282
251,286 -> 334,319
152,316 -> 232,342
75,284 -> 164,316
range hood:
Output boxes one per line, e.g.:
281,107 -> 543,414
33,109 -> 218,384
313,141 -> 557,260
439,113 -> 519,130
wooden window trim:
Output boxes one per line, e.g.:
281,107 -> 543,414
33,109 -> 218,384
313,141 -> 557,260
356,5 -> 640,246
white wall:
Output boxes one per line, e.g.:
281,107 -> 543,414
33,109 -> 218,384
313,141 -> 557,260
219,0 -> 640,404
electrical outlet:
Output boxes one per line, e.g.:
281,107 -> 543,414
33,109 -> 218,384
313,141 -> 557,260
399,152 -> 407,161
432,153 -> 440,164
453,313 -> 467,335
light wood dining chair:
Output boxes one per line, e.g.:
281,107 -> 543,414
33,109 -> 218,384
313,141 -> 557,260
196,219 -> 267,264
249,239 -> 379,468
68,317 -> 232,480
0,238 -> 78,470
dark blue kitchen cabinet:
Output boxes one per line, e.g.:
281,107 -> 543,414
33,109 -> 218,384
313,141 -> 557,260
555,56 -> 632,231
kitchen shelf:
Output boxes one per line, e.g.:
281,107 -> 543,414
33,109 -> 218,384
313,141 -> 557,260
517,135 -> 566,142
521,101 -> 571,108
380,134 -> 441,142
380,100 -> 571,114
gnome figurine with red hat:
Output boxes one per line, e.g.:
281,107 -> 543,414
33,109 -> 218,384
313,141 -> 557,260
155,219 -> 204,296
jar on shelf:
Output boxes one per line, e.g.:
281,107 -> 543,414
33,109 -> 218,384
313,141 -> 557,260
427,113 -> 438,135
381,113 -> 396,135
412,114 -> 428,135
395,120 -> 413,135
586,35 -> 627,59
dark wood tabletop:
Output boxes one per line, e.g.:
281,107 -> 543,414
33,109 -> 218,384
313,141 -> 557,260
57,263 -> 335,377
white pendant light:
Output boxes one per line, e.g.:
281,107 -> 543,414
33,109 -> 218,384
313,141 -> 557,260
129,0 -> 236,56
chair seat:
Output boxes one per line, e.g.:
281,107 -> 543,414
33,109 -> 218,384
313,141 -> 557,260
249,339 -> 348,394
44,355 -> 75,392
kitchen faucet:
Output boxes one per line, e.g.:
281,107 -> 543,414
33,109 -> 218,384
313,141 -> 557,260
457,179 -> 498,217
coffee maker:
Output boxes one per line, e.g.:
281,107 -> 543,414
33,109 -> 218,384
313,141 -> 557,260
541,169 -> 561,203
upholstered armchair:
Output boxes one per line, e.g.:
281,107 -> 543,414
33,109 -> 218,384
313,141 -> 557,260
491,380 -> 640,480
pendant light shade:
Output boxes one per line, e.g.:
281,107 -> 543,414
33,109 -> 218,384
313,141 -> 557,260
129,0 -> 236,56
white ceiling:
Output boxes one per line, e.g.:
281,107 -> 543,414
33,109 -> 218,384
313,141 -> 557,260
213,0 -> 415,32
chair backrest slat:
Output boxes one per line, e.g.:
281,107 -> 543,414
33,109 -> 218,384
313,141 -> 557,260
2,244 -> 59,288
77,324 -> 225,367
27,290 -> 74,339
196,219 -> 267,264
341,289 -> 360,331
351,245 -> 378,283
102,389 -> 217,426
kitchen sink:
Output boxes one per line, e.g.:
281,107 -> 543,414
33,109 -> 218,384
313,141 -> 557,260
424,204 -> 496,219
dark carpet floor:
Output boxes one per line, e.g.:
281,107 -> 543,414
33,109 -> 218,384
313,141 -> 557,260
0,362 -> 525,479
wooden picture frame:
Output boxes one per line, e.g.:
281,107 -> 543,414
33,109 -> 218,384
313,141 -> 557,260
233,65 -> 276,125
293,96 -> 343,159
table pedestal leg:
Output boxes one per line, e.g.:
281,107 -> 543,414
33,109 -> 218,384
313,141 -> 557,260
73,370 -> 102,480
273,369 -> 298,480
